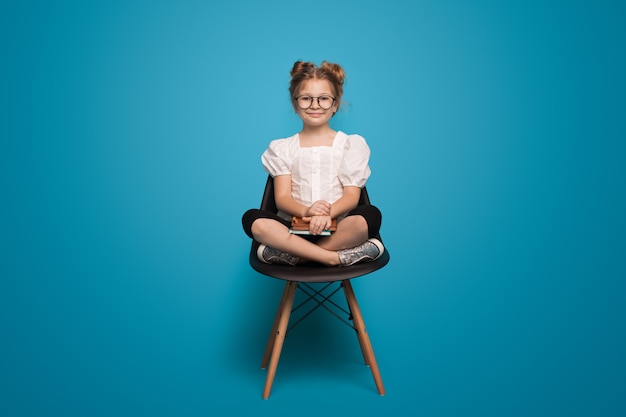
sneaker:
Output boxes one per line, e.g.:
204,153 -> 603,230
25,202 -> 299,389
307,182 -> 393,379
337,238 -> 384,267
257,244 -> 300,266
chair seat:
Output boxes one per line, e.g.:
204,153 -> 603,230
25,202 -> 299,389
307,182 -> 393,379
249,241 -> 390,283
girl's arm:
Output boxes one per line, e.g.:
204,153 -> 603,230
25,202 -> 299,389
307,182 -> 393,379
306,186 -> 361,235
274,175 -> 330,218
329,186 -> 361,219
274,175 -> 361,219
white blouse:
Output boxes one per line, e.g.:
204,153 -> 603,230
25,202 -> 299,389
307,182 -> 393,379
261,131 -> 371,220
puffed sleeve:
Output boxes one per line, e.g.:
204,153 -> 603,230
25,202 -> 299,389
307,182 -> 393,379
261,139 -> 292,177
338,134 -> 371,187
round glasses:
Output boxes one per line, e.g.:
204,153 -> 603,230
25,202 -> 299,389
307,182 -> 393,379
294,95 -> 336,110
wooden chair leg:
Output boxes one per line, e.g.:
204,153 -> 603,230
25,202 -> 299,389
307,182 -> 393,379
261,282 -> 292,369
263,281 -> 297,399
342,279 -> 385,396
348,301 -> 371,367
343,283 -> 371,367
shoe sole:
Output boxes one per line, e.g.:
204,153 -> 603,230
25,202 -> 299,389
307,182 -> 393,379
367,238 -> 385,261
257,244 -> 270,264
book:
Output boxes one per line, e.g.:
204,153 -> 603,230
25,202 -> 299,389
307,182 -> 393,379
289,216 -> 337,236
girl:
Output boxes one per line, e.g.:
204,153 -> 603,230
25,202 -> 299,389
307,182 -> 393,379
242,60 -> 384,267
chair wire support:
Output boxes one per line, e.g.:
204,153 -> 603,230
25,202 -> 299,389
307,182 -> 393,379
286,282 -> 354,335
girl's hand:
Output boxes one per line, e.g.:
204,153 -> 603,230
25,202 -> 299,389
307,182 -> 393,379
306,200 -> 331,217
302,215 -> 333,235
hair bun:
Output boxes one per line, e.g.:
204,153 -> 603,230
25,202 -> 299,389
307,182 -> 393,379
290,61 -> 316,78
320,61 -> 345,86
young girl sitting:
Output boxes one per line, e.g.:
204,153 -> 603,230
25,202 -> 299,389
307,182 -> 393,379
242,60 -> 384,267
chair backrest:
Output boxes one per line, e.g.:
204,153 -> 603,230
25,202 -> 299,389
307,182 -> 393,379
260,176 -> 279,213
250,176 -> 390,283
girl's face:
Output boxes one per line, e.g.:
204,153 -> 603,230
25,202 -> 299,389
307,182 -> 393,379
293,79 -> 338,127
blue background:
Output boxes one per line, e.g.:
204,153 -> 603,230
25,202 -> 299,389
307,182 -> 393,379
2,1 -> 625,416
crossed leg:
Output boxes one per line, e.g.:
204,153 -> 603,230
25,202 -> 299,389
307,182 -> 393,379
250,215 -> 369,266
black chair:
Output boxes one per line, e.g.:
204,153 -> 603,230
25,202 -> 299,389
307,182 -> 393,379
249,176 -> 390,399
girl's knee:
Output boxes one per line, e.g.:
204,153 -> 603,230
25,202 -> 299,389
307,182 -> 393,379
250,217 -> 267,236
250,217 -> 281,239
338,214 -> 368,233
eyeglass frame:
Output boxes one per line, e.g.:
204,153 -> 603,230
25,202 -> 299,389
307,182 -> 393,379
293,95 -> 337,110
